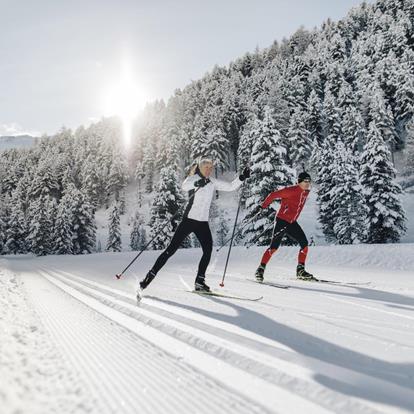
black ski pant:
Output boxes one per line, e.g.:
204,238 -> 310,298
260,218 -> 309,266
269,218 -> 308,250
151,218 -> 213,277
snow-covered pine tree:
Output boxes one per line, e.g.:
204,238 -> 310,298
306,89 -> 323,147
394,49 -> 414,143
315,139 -> 337,243
27,195 -> 55,256
0,196 -> 9,254
403,117 -> 414,176
130,211 -> 147,251
287,106 -> 312,171
106,148 -> 128,208
216,211 -> 230,246
360,121 -> 407,243
29,158 -> 60,199
191,108 -> 230,174
368,86 -> 398,157
243,107 -> 295,246
321,88 -> 342,144
330,142 -> 369,244
149,166 -> 184,250
3,192 -> 27,254
53,192 -> 74,254
71,187 -> 97,254
134,161 -> 146,208
341,105 -> 366,154
106,202 -> 122,252
81,153 -> 101,209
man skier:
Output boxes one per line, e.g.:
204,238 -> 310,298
255,172 -> 314,282
139,158 -> 250,296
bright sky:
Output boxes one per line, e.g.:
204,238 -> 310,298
0,0 -> 372,137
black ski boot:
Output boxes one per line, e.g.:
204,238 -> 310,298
140,269 -> 156,289
137,270 -> 156,302
296,264 -> 315,281
255,264 -> 266,283
195,275 -> 210,292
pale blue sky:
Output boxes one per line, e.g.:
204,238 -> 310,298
0,0 -> 372,136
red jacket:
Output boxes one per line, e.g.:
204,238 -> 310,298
261,185 -> 310,223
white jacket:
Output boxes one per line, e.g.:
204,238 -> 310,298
182,174 -> 242,222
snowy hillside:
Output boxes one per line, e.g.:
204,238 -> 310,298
1,243 -> 414,414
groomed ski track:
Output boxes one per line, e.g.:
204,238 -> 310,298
3,246 -> 414,414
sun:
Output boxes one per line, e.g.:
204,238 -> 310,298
102,58 -> 146,148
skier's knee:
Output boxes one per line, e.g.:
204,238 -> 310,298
201,243 -> 212,255
163,247 -> 177,258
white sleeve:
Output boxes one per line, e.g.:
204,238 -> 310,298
182,175 -> 199,191
211,176 -> 243,192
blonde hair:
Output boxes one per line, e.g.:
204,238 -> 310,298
188,157 -> 214,176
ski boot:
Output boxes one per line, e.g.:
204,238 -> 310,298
137,270 -> 156,302
195,275 -> 210,292
296,264 -> 316,281
255,264 -> 266,283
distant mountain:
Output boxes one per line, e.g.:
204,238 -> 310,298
0,135 -> 38,151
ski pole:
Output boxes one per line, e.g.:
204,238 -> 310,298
215,210 -> 261,253
115,186 -> 201,279
219,164 -> 251,286
219,193 -> 242,287
245,218 -> 287,249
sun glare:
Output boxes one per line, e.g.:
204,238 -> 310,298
102,59 -> 145,148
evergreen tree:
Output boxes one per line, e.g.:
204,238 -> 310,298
369,87 -> 397,154
403,117 -> 414,176
306,90 -> 324,146
315,139 -> 337,243
81,153 -> 101,209
360,121 -> 406,243
54,192 -> 74,254
330,142 -> 369,244
149,167 -> 184,250
29,159 -> 60,199
27,195 -> 55,256
106,202 -> 122,252
243,108 -> 295,245
216,211 -> 230,246
71,187 -> 97,254
106,148 -> 128,205
130,211 -> 147,251
287,106 -> 312,170
341,106 -> 366,153
3,192 -> 27,254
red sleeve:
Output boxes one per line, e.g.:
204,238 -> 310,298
261,187 -> 291,208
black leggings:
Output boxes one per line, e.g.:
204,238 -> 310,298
151,218 -> 213,276
270,218 -> 308,250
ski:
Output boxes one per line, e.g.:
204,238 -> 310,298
292,278 -> 370,286
178,275 -> 263,301
247,279 -> 290,289
191,290 -> 263,302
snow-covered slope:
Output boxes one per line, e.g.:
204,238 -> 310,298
2,243 -> 414,414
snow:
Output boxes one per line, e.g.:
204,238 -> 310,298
1,243 -> 414,414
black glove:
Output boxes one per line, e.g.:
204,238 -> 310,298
194,178 -> 210,188
239,166 -> 251,181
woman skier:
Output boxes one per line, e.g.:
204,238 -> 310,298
254,171 -> 314,282
138,158 -> 250,296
